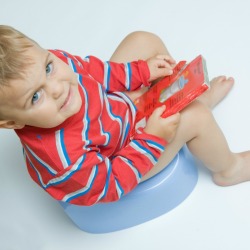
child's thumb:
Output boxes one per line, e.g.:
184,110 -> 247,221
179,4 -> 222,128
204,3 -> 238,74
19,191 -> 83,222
153,105 -> 166,116
166,112 -> 181,123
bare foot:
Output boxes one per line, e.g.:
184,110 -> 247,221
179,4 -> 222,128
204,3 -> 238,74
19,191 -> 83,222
213,151 -> 250,186
197,76 -> 234,109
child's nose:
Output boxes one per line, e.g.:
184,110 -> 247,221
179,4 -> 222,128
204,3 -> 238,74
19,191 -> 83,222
47,80 -> 64,99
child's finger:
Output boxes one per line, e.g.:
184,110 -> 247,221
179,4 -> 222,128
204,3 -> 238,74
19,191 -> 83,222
159,67 -> 173,75
152,105 -> 166,117
168,112 -> 181,121
163,112 -> 181,124
156,54 -> 176,65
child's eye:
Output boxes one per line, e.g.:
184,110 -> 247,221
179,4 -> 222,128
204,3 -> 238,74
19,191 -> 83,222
46,62 -> 53,75
32,89 -> 43,104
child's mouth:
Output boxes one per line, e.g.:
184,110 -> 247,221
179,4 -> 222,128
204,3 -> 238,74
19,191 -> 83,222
61,88 -> 71,110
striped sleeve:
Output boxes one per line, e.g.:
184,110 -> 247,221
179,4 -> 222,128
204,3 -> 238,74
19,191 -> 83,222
67,131 -> 165,205
24,129 -> 167,206
75,55 -> 151,92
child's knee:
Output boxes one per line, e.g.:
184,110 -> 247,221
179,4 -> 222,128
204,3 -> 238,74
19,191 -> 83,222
181,101 -> 213,128
124,31 -> 160,45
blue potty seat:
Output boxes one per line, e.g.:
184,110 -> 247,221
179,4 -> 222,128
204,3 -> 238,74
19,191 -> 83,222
59,145 -> 198,233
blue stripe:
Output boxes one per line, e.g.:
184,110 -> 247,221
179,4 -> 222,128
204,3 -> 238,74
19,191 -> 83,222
103,131 -> 111,146
58,129 -> 71,165
113,92 -> 137,124
97,85 -> 111,146
107,104 -> 122,126
29,161 -> 46,188
62,51 -> 68,57
114,156 -> 142,183
120,121 -> 130,147
25,145 -> 56,176
24,151 -> 46,188
68,58 -> 77,72
127,63 -> 132,90
46,155 -> 86,187
105,62 -> 111,91
133,140 -> 158,163
115,179 -> 124,198
65,166 -> 98,202
104,95 -> 123,136
100,158 -> 112,199
145,139 -> 165,151
127,158 -> 142,179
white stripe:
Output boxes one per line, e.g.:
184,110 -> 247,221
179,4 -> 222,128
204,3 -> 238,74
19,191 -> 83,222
97,84 -> 110,146
118,156 -> 141,183
124,63 -> 131,90
130,141 -> 157,165
119,111 -> 129,148
104,94 -> 122,137
78,77 -> 91,150
62,165 -> 97,202
47,156 -> 84,186
96,157 -> 111,202
67,58 -> 75,71
25,145 -> 57,175
72,55 -> 84,68
107,93 -> 135,148
113,92 -> 137,123
24,151 -> 47,188
147,141 -> 165,152
83,56 -> 90,62
115,180 -> 123,199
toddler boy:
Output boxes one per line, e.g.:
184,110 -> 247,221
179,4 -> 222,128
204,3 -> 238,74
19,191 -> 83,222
0,25 -> 249,206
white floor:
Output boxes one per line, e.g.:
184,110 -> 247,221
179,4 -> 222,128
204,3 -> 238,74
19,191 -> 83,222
1,0 -> 250,249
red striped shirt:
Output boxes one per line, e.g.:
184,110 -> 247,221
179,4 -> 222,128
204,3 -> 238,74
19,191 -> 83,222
15,50 -> 167,205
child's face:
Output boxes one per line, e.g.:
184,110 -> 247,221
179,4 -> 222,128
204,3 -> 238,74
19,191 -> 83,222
0,43 -> 82,129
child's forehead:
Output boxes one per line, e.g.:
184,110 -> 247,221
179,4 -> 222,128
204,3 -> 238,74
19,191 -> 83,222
24,44 -> 48,62
1,47 -> 49,94
21,46 -> 49,77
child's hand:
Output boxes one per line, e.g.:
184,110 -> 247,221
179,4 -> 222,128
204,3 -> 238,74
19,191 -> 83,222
147,55 -> 176,82
144,105 -> 180,143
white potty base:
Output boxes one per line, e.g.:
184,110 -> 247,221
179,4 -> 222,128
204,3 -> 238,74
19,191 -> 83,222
59,146 -> 198,233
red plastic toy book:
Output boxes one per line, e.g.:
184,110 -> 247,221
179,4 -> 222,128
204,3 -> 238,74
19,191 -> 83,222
134,55 -> 210,125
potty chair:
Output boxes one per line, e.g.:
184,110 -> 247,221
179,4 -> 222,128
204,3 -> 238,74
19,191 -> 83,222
59,145 -> 198,233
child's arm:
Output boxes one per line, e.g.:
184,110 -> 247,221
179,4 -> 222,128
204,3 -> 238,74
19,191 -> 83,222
23,130 -> 166,206
23,108 -> 179,206
78,54 -> 175,92
41,129 -> 166,205
52,50 -> 174,92
77,54 -> 151,91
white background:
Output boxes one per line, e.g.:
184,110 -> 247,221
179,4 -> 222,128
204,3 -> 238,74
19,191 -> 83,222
1,0 -> 250,249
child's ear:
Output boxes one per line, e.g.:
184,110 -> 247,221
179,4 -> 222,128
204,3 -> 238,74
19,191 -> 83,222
0,120 -> 25,129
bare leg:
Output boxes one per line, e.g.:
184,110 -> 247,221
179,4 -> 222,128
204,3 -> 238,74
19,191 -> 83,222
110,31 -> 234,109
110,31 -> 174,98
141,100 -> 250,186
110,31 -> 174,62
111,31 -> 250,186
141,101 -> 229,180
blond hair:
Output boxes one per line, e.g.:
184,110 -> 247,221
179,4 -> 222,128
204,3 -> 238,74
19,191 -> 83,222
0,25 -> 37,85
